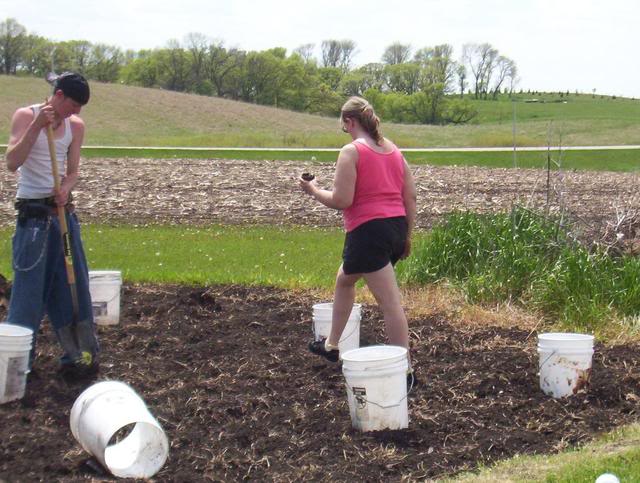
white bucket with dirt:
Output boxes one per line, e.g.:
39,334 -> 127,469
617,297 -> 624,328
538,332 -> 595,398
0,324 -> 33,404
341,345 -> 409,431
312,303 -> 362,354
89,271 -> 122,326
70,381 -> 169,478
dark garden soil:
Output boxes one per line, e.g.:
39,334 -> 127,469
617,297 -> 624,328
1,284 -> 639,482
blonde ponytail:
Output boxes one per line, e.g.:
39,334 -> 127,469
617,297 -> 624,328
341,96 -> 383,146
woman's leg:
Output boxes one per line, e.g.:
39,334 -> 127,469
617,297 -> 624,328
327,264 -> 361,346
362,263 -> 409,349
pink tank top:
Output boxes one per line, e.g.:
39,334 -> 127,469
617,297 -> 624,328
343,140 -> 406,232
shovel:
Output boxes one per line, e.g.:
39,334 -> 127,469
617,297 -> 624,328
45,121 -> 95,367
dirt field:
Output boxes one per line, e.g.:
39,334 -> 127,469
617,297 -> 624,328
0,284 -> 639,481
1,158 -> 639,245
1,159 -> 639,481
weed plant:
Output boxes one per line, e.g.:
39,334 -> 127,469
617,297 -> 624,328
399,207 -> 640,331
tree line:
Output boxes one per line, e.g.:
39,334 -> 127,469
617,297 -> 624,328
0,18 -> 519,125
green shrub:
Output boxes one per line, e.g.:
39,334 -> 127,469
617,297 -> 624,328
399,207 -> 640,331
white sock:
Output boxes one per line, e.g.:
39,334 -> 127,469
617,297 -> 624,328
325,339 -> 338,351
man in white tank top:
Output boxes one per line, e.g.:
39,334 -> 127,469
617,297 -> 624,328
3,72 -> 99,379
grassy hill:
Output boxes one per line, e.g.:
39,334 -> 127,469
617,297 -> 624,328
1,75 -> 639,148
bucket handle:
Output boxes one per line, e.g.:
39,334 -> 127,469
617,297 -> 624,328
344,373 -> 414,410
337,317 -> 360,344
538,350 -> 557,371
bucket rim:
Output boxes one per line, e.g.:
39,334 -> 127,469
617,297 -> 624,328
312,302 -> 362,310
341,345 -> 407,363
89,270 -> 122,280
538,332 -> 594,342
0,324 -> 34,337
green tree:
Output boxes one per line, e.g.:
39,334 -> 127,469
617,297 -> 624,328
381,42 -> 411,65
160,40 -> 190,91
318,66 -> 343,91
384,63 -> 421,94
184,32 -> 210,94
64,40 -> 92,74
462,42 -> 498,99
321,39 -> 356,72
86,44 -> 123,82
119,49 -> 161,87
242,50 -> 284,105
0,18 -> 26,74
21,34 -> 50,76
415,44 -> 456,93
355,63 -> 386,91
339,71 -> 368,97
204,43 -> 244,98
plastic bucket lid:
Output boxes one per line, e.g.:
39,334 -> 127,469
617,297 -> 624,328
313,302 -> 361,314
313,303 -> 361,322
341,345 -> 407,370
89,270 -> 122,282
538,333 -> 594,349
0,324 -> 33,338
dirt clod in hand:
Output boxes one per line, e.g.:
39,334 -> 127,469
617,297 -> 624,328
301,172 -> 315,181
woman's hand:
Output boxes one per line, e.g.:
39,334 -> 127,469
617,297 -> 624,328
299,175 -> 317,197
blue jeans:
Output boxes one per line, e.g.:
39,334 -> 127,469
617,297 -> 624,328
5,210 -> 97,367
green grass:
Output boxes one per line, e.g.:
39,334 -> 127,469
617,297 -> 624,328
469,92 -> 640,124
2,75 -> 639,149
2,146 -> 637,172
399,207 -> 640,333
451,423 -> 640,482
0,224 -> 345,289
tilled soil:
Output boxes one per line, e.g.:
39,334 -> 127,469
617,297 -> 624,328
1,284 -> 639,481
1,158 -> 639,244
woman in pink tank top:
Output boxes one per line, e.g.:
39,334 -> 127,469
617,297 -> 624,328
299,96 -> 418,383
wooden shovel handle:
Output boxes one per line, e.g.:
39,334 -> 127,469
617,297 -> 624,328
45,125 -> 77,289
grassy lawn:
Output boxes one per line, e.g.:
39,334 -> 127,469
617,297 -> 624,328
451,423 -> 640,482
0,224 -> 345,289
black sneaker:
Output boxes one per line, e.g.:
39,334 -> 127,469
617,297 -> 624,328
308,339 -> 339,362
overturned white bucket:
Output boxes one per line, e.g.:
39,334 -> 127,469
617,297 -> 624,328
89,271 -> 122,326
0,324 -> 33,404
341,345 -> 409,431
70,381 -> 169,478
538,332 -> 595,398
312,303 -> 361,354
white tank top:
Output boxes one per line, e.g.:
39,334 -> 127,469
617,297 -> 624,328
16,104 -> 72,199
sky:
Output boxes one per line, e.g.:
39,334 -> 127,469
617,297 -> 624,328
2,0 -> 639,98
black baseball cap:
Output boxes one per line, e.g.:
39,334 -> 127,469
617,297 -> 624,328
49,72 -> 90,105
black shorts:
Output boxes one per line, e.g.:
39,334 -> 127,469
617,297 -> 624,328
342,217 -> 408,275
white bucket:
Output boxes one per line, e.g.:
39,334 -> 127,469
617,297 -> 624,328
0,324 -> 33,404
89,270 -> 122,326
70,381 -> 169,478
538,332 -> 595,398
312,303 -> 361,354
341,345 -> 409,431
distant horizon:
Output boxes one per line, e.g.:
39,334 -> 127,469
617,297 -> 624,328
1,0 -> 639,99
